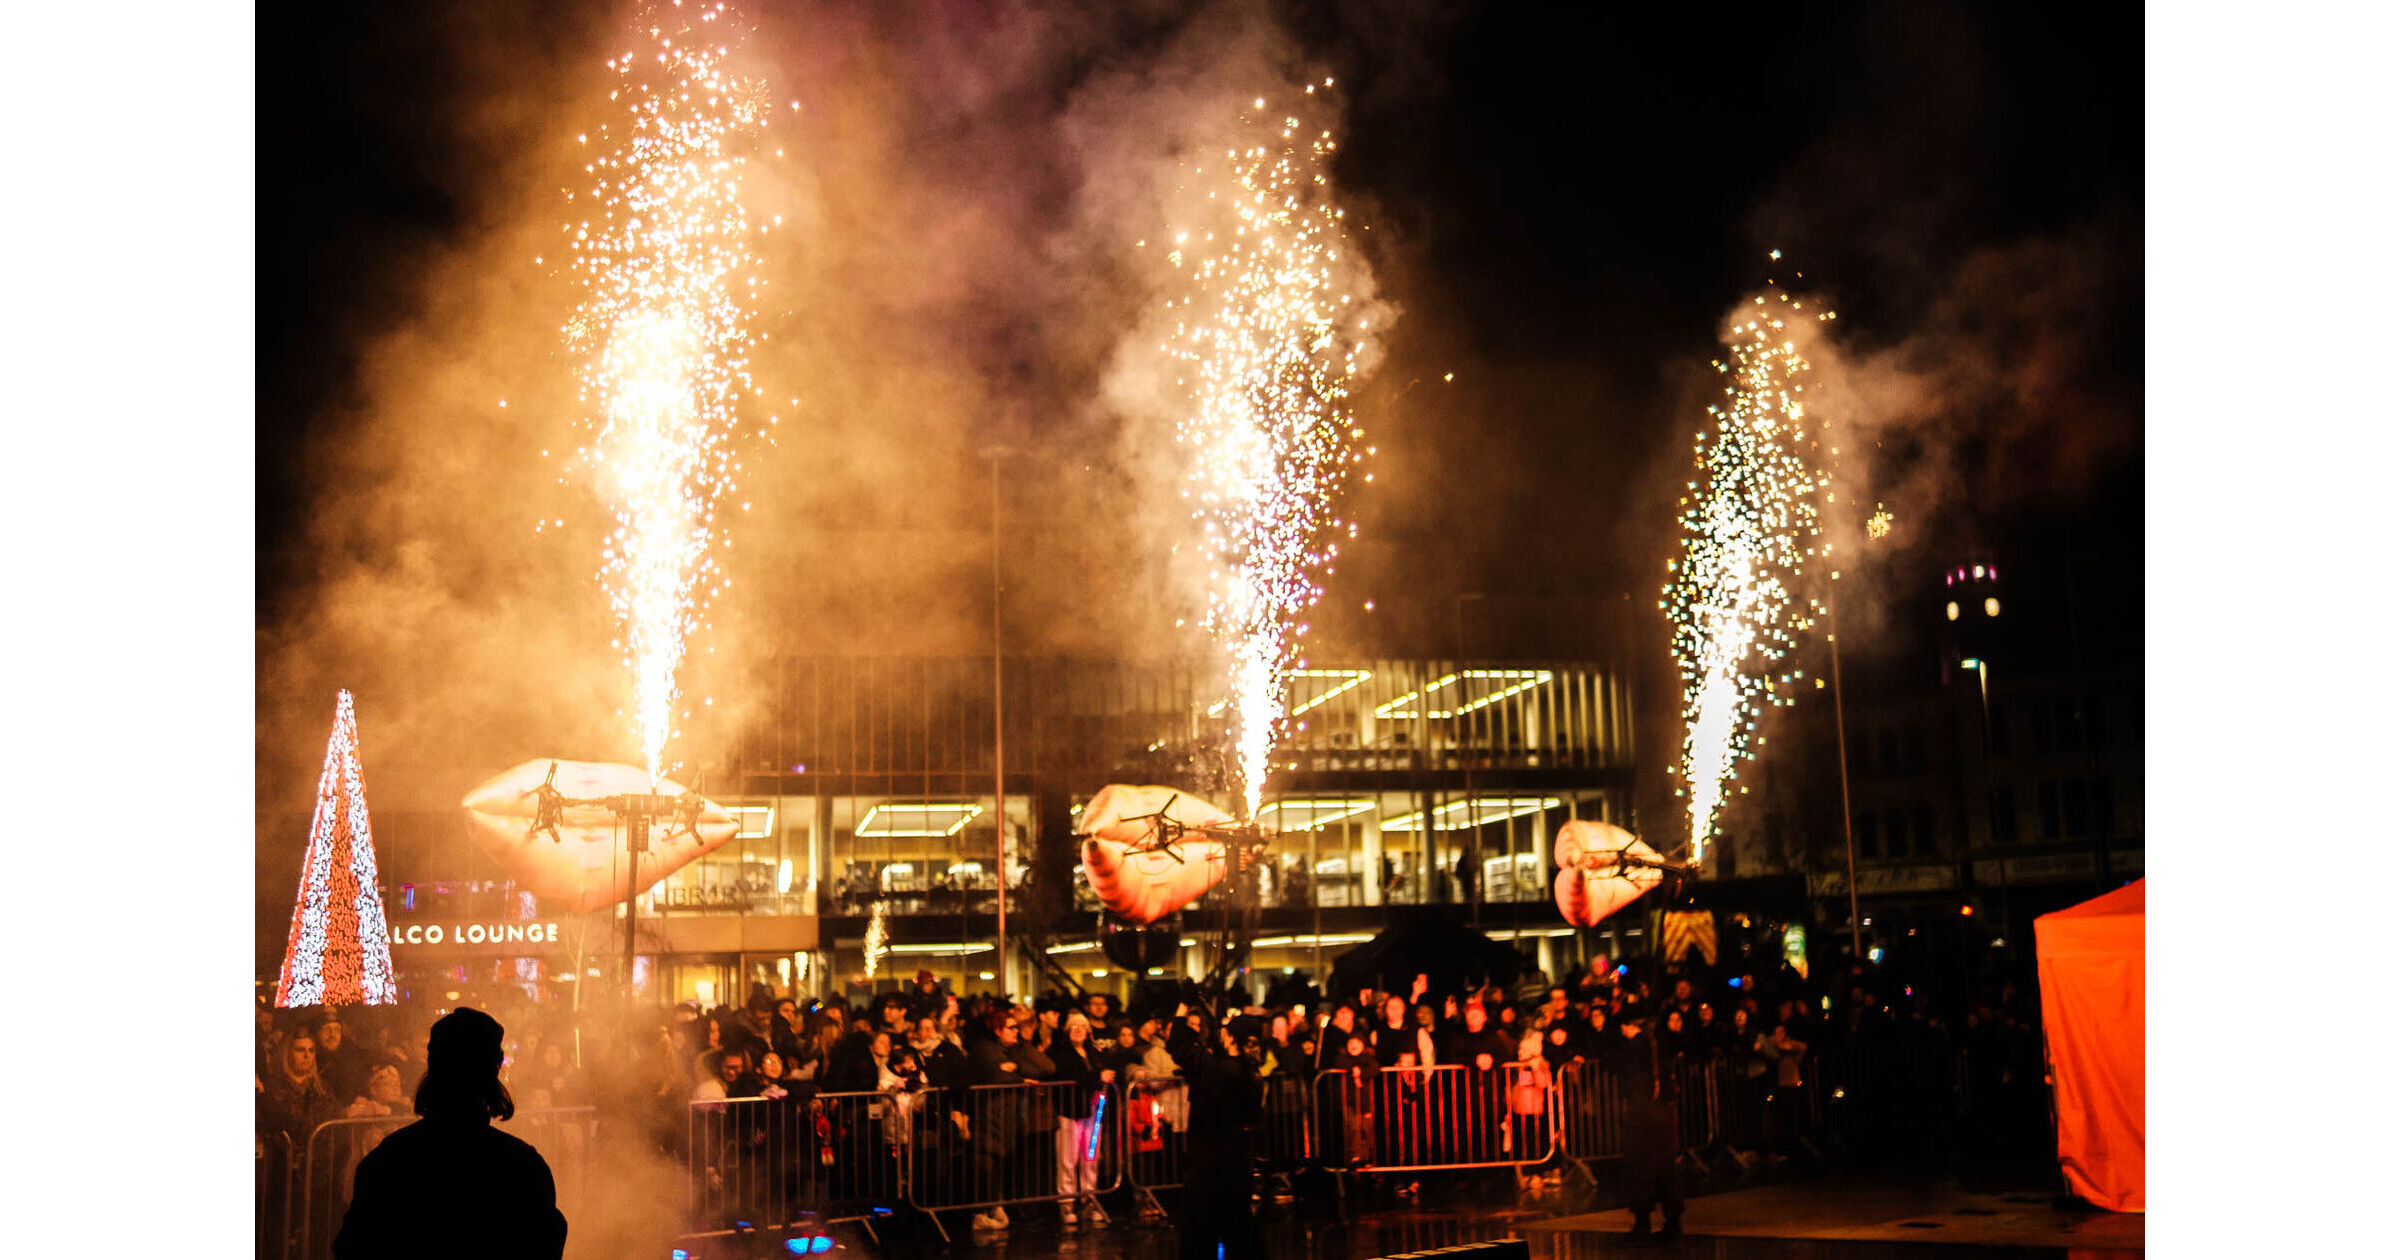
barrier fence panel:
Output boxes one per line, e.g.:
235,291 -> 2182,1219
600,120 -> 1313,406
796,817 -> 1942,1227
901,1080 -> 1123,1221
258,1129 -> 295,1260
1121,1076 -> 1190,1206
1556,1061 -> 1623,1164
1673,1057 -> 1717,1156
296,1107 -> 597,1260
1313,1064 -> 1553,1173
684,1091 -> 901,1237
1257,1074 -> 1317,1171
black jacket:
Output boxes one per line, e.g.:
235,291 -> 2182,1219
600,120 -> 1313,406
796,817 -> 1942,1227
332,1117 -> 566,1260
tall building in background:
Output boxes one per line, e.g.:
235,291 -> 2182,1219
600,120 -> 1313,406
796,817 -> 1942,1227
350,655 -> 1641,1007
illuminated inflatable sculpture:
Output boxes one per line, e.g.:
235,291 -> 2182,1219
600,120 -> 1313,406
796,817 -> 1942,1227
1552,819 -> 1677,927
1077,783 -> 1269,926
461,759 -> 738,912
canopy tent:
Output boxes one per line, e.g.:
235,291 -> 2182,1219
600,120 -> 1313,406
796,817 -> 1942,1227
2033,879 -> 2145,1213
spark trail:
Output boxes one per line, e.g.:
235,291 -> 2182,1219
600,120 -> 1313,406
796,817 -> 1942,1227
1665,275 -> 1834,867
1156,88 -> 1372,819
563,0 -> 774,785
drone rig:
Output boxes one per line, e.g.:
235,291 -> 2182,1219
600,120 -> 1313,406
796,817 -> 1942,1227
1039,794 -> 1280,1004
519,761 -> 718,983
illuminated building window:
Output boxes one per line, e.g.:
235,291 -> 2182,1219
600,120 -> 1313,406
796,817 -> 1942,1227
1946,601 -> 1960,621
855,803 -> 981,837
1374,669 -> 1553,719
1984,597 -> 2000,617
1256,798 -> 1375,831
1379,796 -> 1560,832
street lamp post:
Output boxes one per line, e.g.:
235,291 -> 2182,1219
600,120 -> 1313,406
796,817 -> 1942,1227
985,447 -> 1011,1000
1456,592 -> 1485,927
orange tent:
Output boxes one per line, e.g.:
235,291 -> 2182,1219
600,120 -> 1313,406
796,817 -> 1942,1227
2033,879 -> 2145,1213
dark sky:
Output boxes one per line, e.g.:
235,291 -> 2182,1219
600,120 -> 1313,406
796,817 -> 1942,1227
255,0 -> 2141,848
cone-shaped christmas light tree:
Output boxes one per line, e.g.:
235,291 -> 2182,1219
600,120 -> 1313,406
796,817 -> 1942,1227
275,690 -> 398,1007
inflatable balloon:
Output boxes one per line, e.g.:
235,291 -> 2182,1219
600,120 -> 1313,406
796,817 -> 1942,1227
1078,784 -> 1238,925
1551,819 -> 1666,927
462,759 -> 738,913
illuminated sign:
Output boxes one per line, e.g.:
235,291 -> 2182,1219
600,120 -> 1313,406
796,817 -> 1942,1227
1374,669 -> 1553,719
387,921 -> 564,950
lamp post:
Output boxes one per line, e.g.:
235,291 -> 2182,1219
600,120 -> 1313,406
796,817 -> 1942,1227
1455,591 -> 1486,927
985,446 -> 1012,1000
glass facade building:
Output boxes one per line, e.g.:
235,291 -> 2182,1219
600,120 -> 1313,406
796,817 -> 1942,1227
370,655 -> 1640,1008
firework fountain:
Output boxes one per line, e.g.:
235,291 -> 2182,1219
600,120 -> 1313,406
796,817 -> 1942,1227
564,0 -> 775,786
1664,267 -> 1834,867
1156,87 -> 1374,819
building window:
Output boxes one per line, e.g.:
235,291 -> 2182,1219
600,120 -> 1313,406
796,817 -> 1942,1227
1878,732 -> 1900,776
1849,732 -> 1871,777
1989,702 -> 2010,756
2095,777 -> 2117,837
1988,785 -> 2018,845
2057,698 -> 2083,750
1885,808 -> 1908,858
2064,779 -> 2091,837
2039,781 -> 2063,839
1906,725 -> 1927,774
2032,705 -> 2053,753
1856,811 -> 1880,858
1912,803 -> 1936,856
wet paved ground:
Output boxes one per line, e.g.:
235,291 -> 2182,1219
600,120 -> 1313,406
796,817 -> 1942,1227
793,1165 -> 2142,1260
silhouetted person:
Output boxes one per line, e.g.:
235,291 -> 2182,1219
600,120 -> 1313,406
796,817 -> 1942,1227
333,1008 -> 567,1260
1174,1023 -> 1266,1260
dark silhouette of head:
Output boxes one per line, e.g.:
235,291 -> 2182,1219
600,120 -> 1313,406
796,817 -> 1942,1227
414,1007 -> 516,1121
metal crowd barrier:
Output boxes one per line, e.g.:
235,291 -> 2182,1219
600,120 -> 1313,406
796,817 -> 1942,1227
257,1129 -> 294,1260
900,1079 -> 1123,1241
1121,1076 -> 1189,1216
291,1107 -> 597,1260
1313,1064 -> 1555,1173
683,1090 -> 902,1242
1258,1074 -> 1317,1170
1555,1059 -> 1624,1165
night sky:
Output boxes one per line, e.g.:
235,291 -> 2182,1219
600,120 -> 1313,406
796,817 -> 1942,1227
253,0 -> 2143,897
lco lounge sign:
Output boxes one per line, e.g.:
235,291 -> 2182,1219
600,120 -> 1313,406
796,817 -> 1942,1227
388,921 -> 565,949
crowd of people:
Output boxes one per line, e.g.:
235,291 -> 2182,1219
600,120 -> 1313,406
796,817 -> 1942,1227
258,948 -> 2051,1248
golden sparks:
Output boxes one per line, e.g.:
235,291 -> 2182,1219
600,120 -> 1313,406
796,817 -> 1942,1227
1665,268 -> 1834,867
563,0 -> 773,785
1161,94 -> 1371,818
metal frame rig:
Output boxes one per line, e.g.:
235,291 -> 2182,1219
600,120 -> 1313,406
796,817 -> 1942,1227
519,761 -> 715,988
1559,837 -> 1703,904
1073,796 -> 1281,1006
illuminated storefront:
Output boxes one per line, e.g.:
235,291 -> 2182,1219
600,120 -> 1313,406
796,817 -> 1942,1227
361,655 -> 1638,1006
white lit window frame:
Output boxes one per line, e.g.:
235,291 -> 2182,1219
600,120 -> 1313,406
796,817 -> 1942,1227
855,802 -> 982,837
1374,669 -> 1554,719
1256,797 -> 1375,831
1380,795 -> 1563,832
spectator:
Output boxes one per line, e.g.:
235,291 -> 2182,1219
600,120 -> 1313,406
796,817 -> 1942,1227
1049,1012 -> 1115,1226
967,1010 -> 1026,1233
345,1062 -> 408,1119
769,997 -> 807,1064
1081,991 -> 1116,1037
1573,954 -> 1619,1002
1370,995 -> 1414,1067
332,1007 -> 567,1260
261,1032 -> 340,1141
1444,1001 -> 1515,1073
690,1049 -> 746,1102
